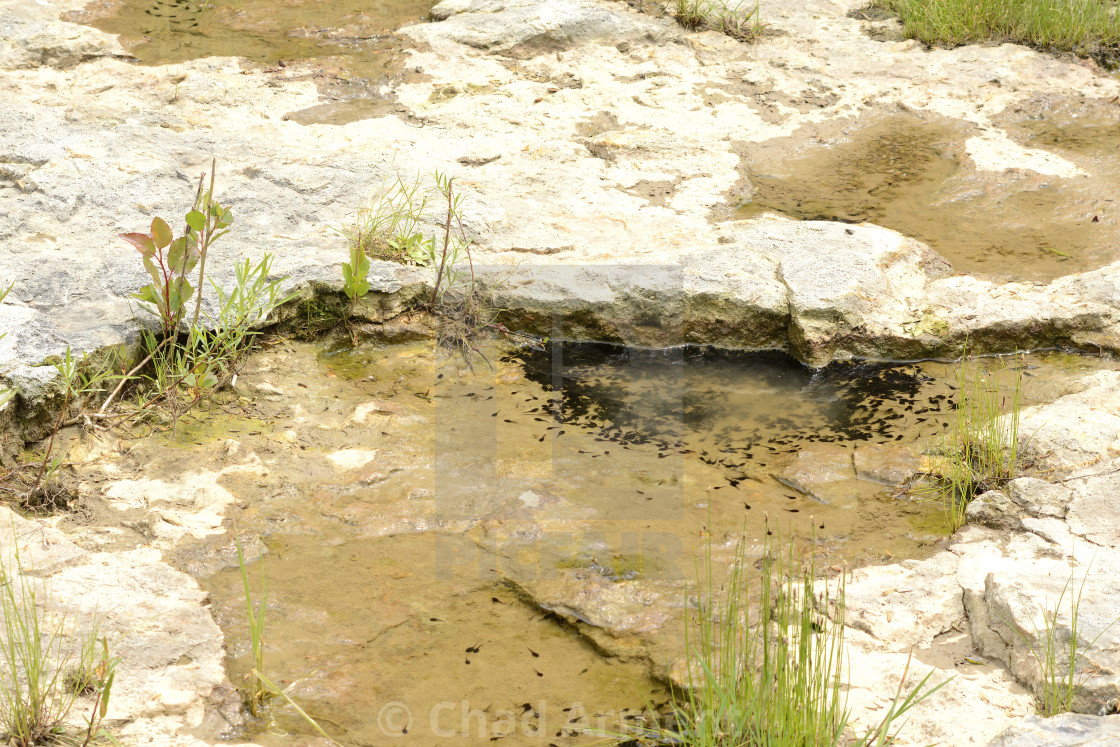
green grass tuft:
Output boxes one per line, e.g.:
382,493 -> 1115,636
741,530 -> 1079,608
0,539 -> 115,746
874,0 -> 1120,59
608,520 -> 947,746
926,353 -> 1023,532
1007,567 -> 1120,716
236,537 -> 271,718
673,0 -> 764,41
235,538 -> 340,744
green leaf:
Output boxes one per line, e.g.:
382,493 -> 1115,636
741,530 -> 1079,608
151,217 -> 174,249
185,210 -> 205,233
168,237 -> 187,271
142,256 -> 161,286
101,671 -> 115,719
132,286 -> 160,306
119,232 -> 156,256
342,264 -> 355,285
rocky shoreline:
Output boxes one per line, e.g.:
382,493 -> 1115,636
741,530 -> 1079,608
2,0 -> 1120,743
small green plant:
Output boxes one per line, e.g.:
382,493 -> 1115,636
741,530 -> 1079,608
341,169 -> 517,360
236,538 -> 270,717
343,172 -> 432,264
78,638 -> 118,747
340,170 -> 468,299
0,539 -> 115,746
139,254 -> 295,418
677,523 -> 847,746
1007,566 -> 1120,716
121,160 -> 232,339
925,353 -> 1023,531
609,521 -> 945,746
873,0 -> 1120,59
64,622 -> 105,697
104,165 -> 294,424
0,281 -> 14,411
673,0 -> 764,40
235,538 -> 339,744
17,348 -> 119,508
427,170 -> 474,307
341,238 -> 371,302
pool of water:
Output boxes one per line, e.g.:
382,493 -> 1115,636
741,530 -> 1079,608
71,0 -> 432,65
66,0 -> 434,122
734,112 -> 1120,282
150,340 -> 1117,744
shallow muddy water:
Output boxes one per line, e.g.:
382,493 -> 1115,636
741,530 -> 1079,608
68,0 -> 433,120
112,340 -> 1113,745
73,0 -> 432,65
735,113 -> 1120,281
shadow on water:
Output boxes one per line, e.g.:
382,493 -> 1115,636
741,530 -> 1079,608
510,341 -> 940,465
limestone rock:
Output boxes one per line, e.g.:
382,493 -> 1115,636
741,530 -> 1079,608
1018,372 -> 1120,477
967,489 -> 1022,531
0,506 -> 86,575
502,570 -> 687,673
842,551 -> 964,650
487,251 -> 789,348
0,506 -> 247,744
844,628 -> 1032,746
778,222 -> 951,366
964,551 -> 1120,713
1066,473 -> 1120,549
988,714 -> 1120,746
0,0 -> 126,69
1008,478 -> 1073,519
423,0 -> 664,57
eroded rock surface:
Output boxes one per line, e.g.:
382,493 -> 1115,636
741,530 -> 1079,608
4,0 -> 1120,743
1,0 -> 1119,389
839,372 -> 1120,742
989,714 -> 1120,746
0,506 -> 248,745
